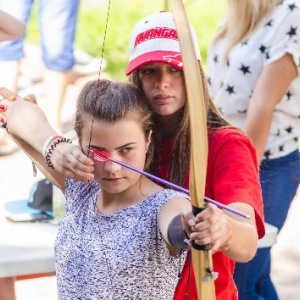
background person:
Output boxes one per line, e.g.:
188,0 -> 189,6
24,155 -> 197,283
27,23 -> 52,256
0,9 -> 25,41
207,0 -> 300,298
0,0 -> 101,155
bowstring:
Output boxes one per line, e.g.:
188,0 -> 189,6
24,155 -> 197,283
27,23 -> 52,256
87,0 -> 112,154
85,1 -> 116,299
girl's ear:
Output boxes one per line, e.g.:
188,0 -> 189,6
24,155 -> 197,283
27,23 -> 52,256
146,130 -> 152,152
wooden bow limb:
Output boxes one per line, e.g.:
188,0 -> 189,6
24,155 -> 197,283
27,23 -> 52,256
170,1 -> 216,299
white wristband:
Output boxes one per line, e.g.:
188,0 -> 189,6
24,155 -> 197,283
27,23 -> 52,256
42,134 -> 62,157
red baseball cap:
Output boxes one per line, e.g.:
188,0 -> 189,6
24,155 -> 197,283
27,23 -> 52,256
125,11 -> 201,75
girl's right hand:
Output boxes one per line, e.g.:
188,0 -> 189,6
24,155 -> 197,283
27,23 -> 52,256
0,89 -> 95,182
22,93 -> 95,182
50,142 -> 95,182
182,203 -> 232,253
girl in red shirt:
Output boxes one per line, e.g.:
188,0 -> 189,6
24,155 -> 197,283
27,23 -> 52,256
0,11 -> 265,300
126,12 -> 265,299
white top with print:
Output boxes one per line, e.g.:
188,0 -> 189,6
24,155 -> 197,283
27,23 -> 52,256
207,0 -> 300,159
54,178 -> 189,300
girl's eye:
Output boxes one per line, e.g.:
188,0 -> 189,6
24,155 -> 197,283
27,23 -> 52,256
140,68 -> 154,75
169,66 -> 181,72
121,147 -> 132,154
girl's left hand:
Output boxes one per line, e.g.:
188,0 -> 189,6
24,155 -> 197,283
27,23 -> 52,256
183,203 -> 232,253
0,91 -> 37,128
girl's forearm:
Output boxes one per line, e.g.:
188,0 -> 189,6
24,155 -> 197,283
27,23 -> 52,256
3,95 -> 56,153
224,218 -> 258,262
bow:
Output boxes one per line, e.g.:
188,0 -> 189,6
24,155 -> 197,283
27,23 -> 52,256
170,1 -> 216,299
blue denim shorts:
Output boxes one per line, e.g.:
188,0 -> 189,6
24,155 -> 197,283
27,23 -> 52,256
0,0 -> 79,72
260,149 -> 300,230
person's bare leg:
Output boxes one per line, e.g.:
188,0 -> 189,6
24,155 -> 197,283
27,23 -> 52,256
43,69 -> 77,133
0,277 -> 16,300
0,60 -> 19,91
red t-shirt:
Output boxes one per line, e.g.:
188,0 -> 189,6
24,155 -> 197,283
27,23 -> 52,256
157,128 -> 265,300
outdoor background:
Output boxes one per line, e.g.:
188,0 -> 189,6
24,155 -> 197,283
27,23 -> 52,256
3,1 -> 300,299
26,0 -> 227,79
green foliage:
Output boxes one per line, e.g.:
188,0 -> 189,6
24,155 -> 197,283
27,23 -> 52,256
27,0 -> 226,80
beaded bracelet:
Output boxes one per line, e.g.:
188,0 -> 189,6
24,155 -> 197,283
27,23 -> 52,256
42,134 -> 62,157
45,137 -> 72,169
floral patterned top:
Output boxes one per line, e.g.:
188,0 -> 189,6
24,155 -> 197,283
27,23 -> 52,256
54,178 -> 189,300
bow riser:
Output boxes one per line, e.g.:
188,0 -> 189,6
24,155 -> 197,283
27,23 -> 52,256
170,0 -> 216,299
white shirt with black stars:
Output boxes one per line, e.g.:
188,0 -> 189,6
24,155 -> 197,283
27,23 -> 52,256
207,0 -> 300,159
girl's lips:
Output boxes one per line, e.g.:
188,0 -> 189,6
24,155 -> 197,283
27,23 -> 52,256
103,178 -> 122,182
153,94 -> 172,104
154,93 -> 171,99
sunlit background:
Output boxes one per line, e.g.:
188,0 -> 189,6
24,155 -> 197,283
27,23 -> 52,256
26,0 -> 227,79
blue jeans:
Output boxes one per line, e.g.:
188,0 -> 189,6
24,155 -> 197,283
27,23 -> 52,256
0,0 -> 79,71
234,150 -> 300,299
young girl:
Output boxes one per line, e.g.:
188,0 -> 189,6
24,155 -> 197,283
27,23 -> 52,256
128,12 -> 265,300
0,12 -> 265,300
207,0 -> 300,298
0,79 -> 214,299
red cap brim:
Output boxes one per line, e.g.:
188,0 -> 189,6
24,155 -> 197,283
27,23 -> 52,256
125,51 -> 183,75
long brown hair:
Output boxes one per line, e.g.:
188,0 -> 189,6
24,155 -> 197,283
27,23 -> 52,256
73,79 -> 154,170
130,62 -> 232,186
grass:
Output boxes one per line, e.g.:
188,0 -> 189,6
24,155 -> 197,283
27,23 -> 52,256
27,0 -> 226,80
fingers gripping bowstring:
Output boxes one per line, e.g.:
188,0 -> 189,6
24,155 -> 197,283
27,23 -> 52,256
87,0 -> 112,155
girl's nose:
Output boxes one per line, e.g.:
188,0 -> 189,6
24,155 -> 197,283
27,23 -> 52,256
103,160 -> 121,173
154,72 -> 170,89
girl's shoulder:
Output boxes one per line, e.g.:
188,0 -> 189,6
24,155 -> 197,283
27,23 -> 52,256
267,0 -> 300,33
209,126 -> 249,143
276,0 -> 300,14
65,178 -> 99,212
143,189 -> 190,211
208,127 -> 258,162
149,189 -> 189,202
66,177 -> 99,196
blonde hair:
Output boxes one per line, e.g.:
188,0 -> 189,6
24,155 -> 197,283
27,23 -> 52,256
212,0 -> 279,58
